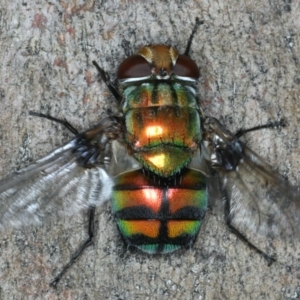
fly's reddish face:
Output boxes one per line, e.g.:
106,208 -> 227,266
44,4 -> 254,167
117,44 -> 200,80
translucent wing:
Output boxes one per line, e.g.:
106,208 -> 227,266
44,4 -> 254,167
203,117 -> 300,240
0,117 -> 121,230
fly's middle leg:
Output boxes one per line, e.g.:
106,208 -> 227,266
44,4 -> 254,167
29,111 -> 79,135
234,119 -> 286,138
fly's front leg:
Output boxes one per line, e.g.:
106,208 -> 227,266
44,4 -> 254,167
92,61 -> 122,102
50,206 -> 96,288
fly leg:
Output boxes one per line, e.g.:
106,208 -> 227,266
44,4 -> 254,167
223,190 -> 276,265
29,111 -> 79,135
203,117 -> 280,265
92,61 -> 122,101
235,119 -> 286,138
228,118 -> 284,264
184,17 -> 204,56
50,205 -> 96,287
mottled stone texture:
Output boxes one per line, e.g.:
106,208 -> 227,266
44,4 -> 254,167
0,1 -> 299,299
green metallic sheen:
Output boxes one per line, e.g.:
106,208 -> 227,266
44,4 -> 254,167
122,82 -> 199,111
122,81 -> 201,177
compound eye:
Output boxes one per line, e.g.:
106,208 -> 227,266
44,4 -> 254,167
173,55 -> 200,79
117,55 -> 151,79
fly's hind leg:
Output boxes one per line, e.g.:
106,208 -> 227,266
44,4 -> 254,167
203,117 -> 278,264
223,190 -> 276,265
50,206 -> 96,288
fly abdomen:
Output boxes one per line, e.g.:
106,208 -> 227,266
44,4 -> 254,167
112,168 -> 207,254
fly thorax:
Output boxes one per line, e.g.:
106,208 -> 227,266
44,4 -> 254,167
121,82 -> 201,177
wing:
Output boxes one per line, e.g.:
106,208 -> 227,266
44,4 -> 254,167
0,116 -> 122,230
202,117 -> 300,240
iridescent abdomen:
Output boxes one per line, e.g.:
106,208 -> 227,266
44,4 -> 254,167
112,168 -> 207,254
123,82 -> 201,177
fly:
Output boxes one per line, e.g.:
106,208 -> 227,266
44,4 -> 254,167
0,18 -> 299,287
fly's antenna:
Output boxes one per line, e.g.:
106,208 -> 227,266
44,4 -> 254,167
184,17 -> 204,56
